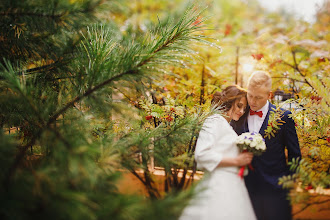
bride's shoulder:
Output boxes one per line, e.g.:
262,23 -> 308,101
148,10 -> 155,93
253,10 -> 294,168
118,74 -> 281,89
205,113 -> 227,124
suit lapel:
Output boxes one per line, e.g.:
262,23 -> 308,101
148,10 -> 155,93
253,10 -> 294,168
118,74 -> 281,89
244,108 -> 250,133
259,103 -> 276,137
244,116 -> 249,133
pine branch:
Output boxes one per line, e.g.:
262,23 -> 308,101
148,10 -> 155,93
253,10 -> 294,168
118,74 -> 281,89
48,7 -> 205,126
112,87 -> 141,109
0,11 -> 64,19
0,0 -> 104,19
3,131 -> 40,190
3,4 -> 208,198
47,69 -> 136,126
19,58 -> 64,76
3,115 -> 71,190
178,130 -> 198,189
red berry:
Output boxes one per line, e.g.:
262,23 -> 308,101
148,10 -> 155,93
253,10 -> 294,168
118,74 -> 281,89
252,53 -> 264,60
166,115 -> 173,122
305,185 -> 313,190
224,24 -> 232,36
145,115 -> 152,120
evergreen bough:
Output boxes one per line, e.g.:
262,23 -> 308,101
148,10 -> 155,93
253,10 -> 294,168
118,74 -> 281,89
0,0 -> 211,219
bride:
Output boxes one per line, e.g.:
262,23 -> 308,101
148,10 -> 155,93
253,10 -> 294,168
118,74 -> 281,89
179,85 -> 256,220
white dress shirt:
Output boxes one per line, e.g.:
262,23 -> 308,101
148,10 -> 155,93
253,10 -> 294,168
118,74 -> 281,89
248,100 -> 269,133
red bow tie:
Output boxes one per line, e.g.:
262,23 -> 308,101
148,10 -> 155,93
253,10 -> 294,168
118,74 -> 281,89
250,109 -> 263,118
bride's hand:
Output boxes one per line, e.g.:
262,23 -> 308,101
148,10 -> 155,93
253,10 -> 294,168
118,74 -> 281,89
235,152 -> 253,166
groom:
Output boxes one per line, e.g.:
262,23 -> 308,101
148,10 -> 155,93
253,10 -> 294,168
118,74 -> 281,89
231,71 -> 301,220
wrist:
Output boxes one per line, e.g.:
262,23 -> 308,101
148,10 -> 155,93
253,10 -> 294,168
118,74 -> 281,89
234,158 -> 239,167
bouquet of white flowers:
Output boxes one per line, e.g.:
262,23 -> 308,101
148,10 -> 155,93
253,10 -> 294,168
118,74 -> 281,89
236,132 -> 267,178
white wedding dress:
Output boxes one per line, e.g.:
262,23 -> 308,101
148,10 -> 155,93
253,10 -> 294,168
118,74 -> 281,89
179,114 -> 256,220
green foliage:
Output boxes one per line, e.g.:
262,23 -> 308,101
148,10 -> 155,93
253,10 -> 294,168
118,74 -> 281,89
264,102 -> 287,139
123,0 -> 330,215
113,95 -> 210,197
277,97 -> 330,213
0,0 -> 211,219
1,0 -> 329,218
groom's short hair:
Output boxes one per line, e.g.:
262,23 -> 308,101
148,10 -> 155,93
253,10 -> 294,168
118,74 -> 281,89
248,71 -> 272,91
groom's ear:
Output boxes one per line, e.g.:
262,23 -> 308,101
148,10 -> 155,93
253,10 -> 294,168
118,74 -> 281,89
268,91 -> 273,100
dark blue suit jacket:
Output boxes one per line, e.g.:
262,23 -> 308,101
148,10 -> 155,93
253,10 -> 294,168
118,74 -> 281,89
231,103 -> 301,191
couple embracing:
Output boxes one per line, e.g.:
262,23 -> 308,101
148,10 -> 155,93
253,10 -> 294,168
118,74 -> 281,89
180,71 -> 301,220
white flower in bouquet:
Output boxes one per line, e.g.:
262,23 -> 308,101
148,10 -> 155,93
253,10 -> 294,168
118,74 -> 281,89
236,132 -> 267,178
236,132 -> 266,156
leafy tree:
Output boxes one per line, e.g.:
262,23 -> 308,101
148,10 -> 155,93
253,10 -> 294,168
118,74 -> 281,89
112,1 -> 330,215
248,0 -> 330,214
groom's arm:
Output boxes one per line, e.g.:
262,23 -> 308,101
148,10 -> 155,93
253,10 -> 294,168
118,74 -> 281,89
283,110 -> 301,165
230,119 -> 242,135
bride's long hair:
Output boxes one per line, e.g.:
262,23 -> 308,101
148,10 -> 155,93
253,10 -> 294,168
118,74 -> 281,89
211,85 -> 247,112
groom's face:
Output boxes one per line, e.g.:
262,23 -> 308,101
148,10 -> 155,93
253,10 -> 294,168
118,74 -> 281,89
247,85 -> 271,111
